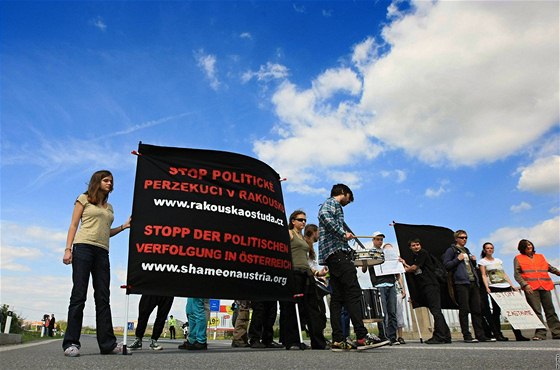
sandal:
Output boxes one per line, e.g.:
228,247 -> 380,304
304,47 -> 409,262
531,336 -> 543,341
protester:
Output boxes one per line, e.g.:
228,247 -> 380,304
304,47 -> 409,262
364,234 -> 399,345
395,276 -> 406,344
280,210 -> 327,350
62,170 -> 130,357
514,239 -> 560,340
48,314 -> 56,337
402,238 -> 452,344
168,315 -> 177,340
318,184 -> 388,351
128,295 -> 174,351
478,242 -> 526,341
179,298 -> 209,350
231,300 -> 250,347
304,224 -> 328,343
443,230 -> 493,343
248,301 -> 282,348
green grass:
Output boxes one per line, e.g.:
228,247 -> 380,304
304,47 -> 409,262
21,331 -> 60,344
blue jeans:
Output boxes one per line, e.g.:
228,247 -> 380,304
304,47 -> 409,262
62,244 -> 117,353
186,298 -> 207,344
376,285 -> 398,341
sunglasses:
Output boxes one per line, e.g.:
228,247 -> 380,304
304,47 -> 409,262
294,218 -> 307,222
457,236 -> 468,240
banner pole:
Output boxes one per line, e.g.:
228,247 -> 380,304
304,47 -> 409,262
121,285 -> 130,355
412,307 -> 423,344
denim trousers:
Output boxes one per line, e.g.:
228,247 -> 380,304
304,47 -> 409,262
186,298 -> 207,344
326,251 -> 367,342
62,244 -> 117,353
376,285 -> 398,341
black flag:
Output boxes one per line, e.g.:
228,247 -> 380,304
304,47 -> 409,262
394,223 -> 458,309
127,143 -> 294,301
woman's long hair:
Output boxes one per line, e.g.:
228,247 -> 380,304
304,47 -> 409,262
304,223 -> 318,261
517,239 -> 535,255
480,242 -> 493,258
86,170 -> 113,205
288,209 -> 305,230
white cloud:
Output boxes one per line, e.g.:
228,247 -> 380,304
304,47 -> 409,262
381,169 -> 407,183
510,201 -> 532,213
240,32 -> 252,39
312,68 -> 361,100
90,16 -> 107,32
0,246 -> 43,271
253,78 -> 381,190
253,1 -> 558,194
361,0 -> 558,166
425,179 -> 449,198
322,9 -> 333,17
241,62 -> 289,83
293,4 -> 305,14
1,221 -> 67,251
517,155 -> 560,194
487,215 -> 560,255
194,50 -> 220,90
1,137 -> 132,188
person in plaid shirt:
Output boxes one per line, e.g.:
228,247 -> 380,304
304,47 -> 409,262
318,184 -> 388,351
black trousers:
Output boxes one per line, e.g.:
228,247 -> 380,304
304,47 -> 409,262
248,301 -> 277,345
422,284 -> 451,341
326,251 -> 367,342
135,295 -> 174,341
279,271 -> 327,349
455,283 -> 485,339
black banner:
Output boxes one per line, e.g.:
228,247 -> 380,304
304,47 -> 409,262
127,143 -> 294,301
394,223 -> 458,309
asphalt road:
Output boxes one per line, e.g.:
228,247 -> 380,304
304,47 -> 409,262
0,335 -> 558,370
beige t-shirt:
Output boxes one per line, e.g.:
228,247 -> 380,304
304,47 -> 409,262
73,193 -> 114,251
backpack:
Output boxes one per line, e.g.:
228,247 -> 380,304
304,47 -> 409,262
428,252 -> 447,284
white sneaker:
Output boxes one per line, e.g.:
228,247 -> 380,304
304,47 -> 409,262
64,345 -> 80,357
129,338 -> 142,350
150,340 -> 163,350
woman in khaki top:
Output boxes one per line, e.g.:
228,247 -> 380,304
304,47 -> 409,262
62,170 -> 130,357
280,210 -> 328,350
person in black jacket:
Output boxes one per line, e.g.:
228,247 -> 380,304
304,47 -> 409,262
401,238 -> 451,344
443,230 -> 493,343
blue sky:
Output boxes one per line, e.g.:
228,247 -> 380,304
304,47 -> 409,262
1,1 -> 558,327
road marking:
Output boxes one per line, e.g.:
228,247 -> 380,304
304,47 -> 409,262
396,345 -> 556,351
0,339 -> 62,352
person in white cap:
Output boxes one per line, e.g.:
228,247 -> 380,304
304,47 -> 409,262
364,232 -> 399,345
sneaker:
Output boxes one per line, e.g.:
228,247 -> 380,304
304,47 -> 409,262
478,337 -> 496,342
331,340 -> 357,352
425,337 -> 446,344
265,341 -> 283,348
397,337 -> 406,345
231,341 -> 250,348
178,341 -> 192,350
149,339 -> 163,350
250,341 -> 266,348
496,335 -> 509,342
358,333 -> 391,348
464,337 -> 479,343
187,341 -> 207,350
103,343 -> 124,355
129,338 -> 142,350
390,339 -> 400,345
64,344 -> 80,357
